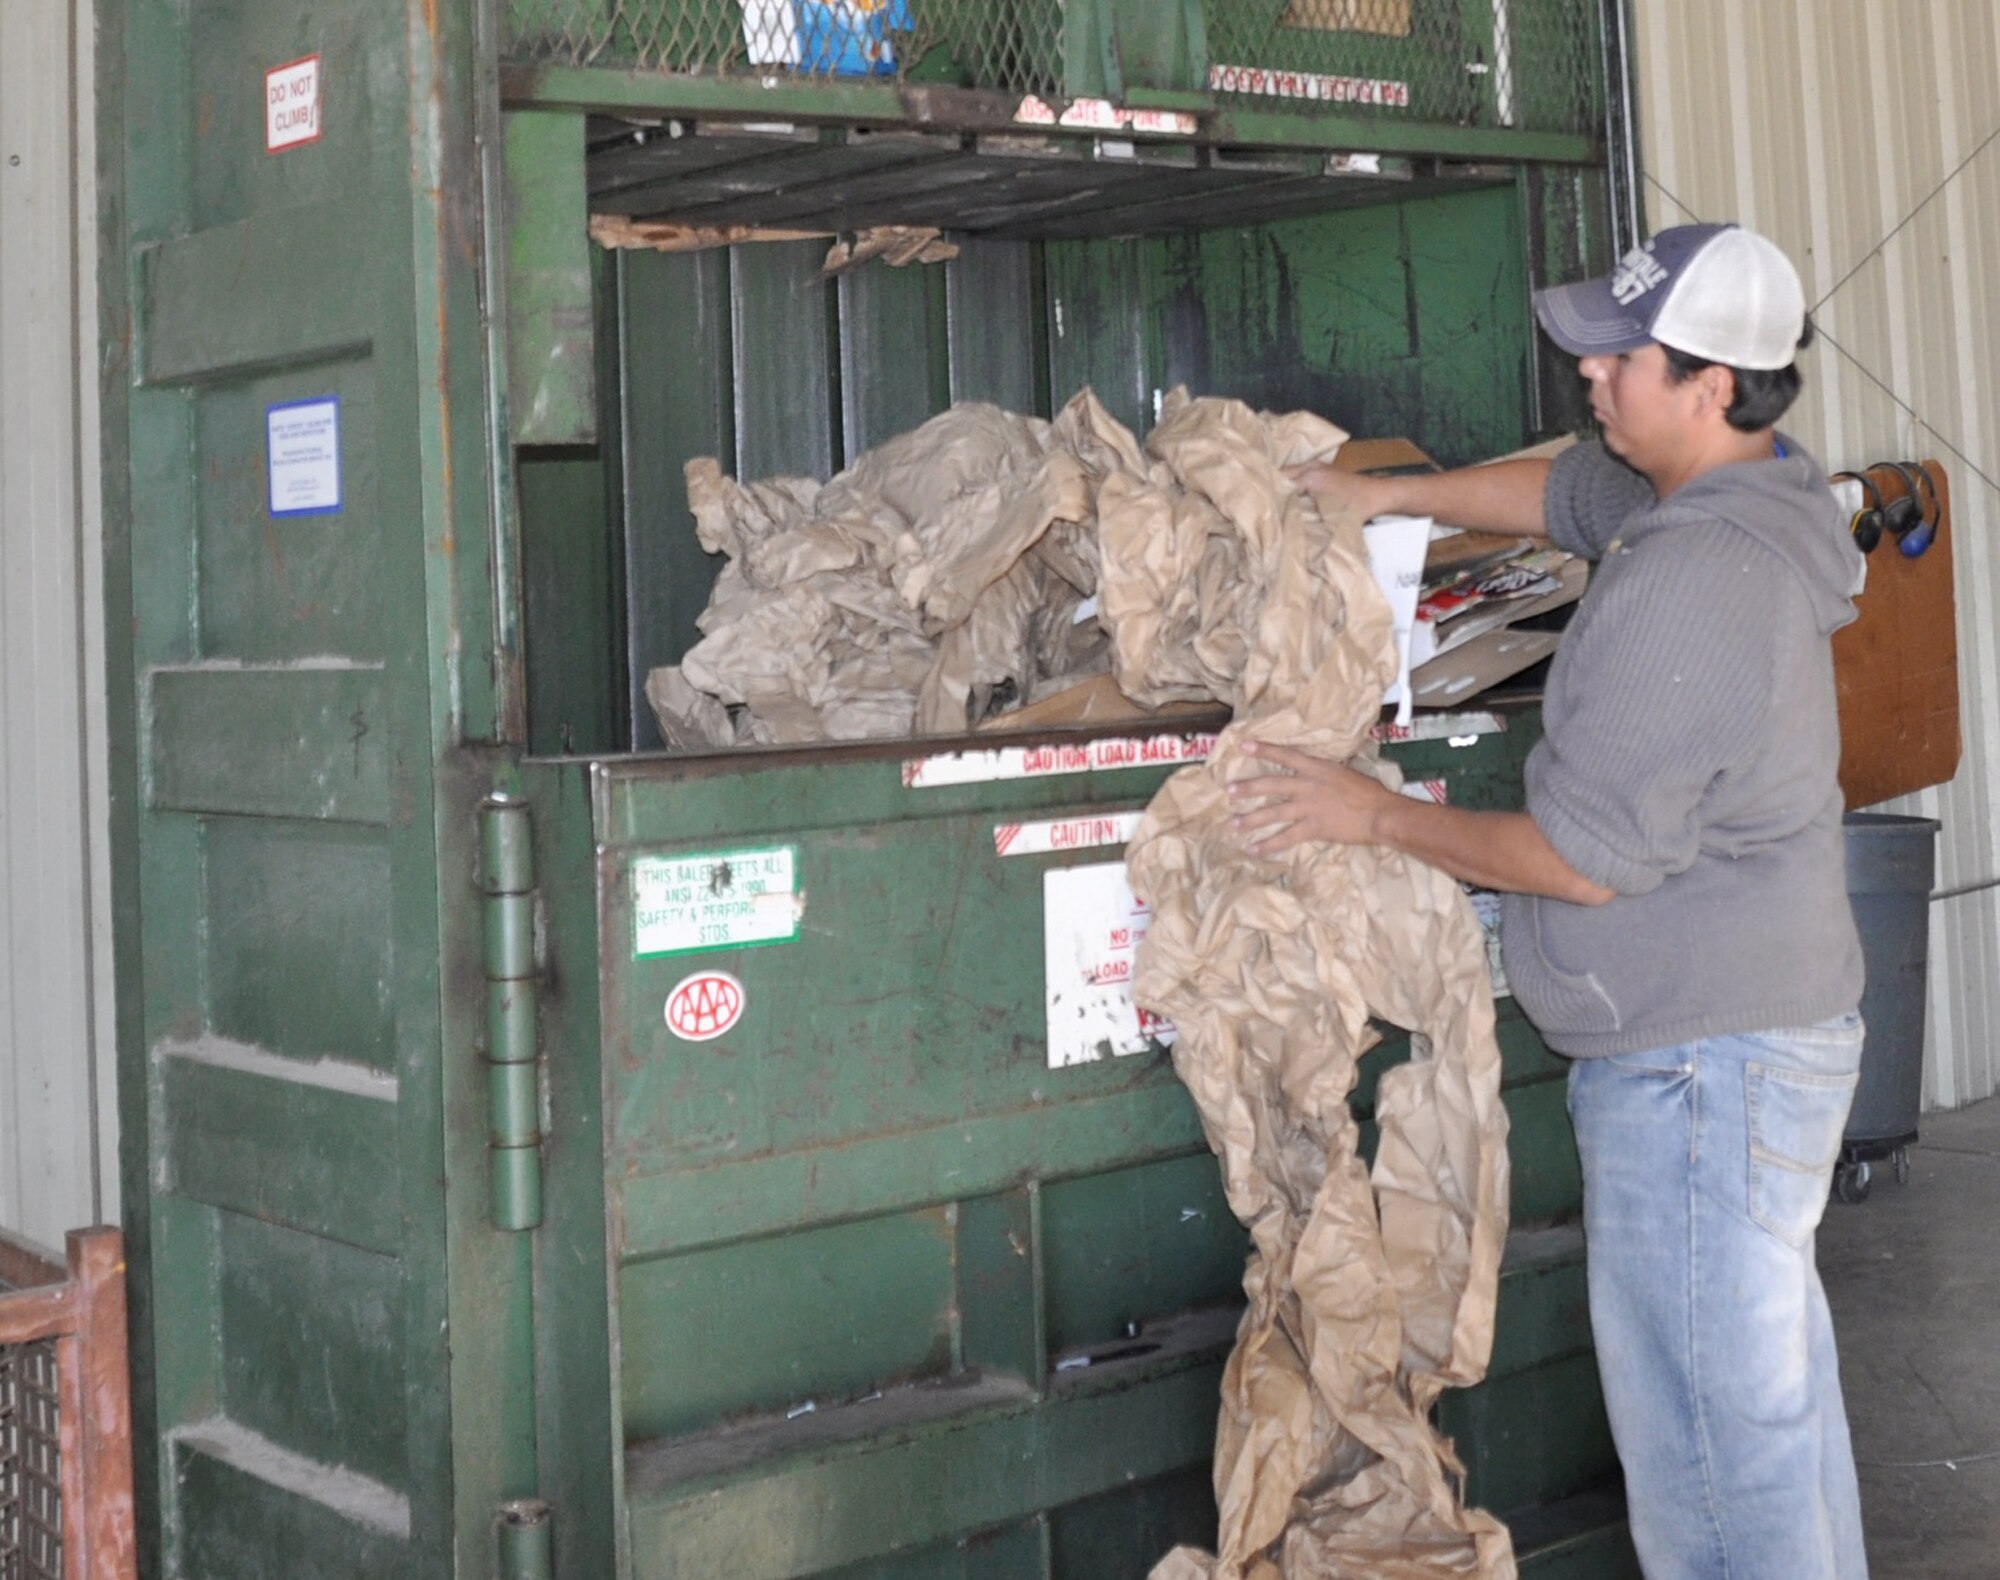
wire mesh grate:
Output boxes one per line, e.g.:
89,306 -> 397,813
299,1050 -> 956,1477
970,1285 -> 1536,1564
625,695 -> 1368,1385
1206,0 -> 1599,135
0,1341 -> 62,1580
501,0 -> 1597,136
501,0 -> 1067,94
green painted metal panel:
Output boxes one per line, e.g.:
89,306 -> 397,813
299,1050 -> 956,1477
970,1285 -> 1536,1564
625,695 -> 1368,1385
624,1360 -> 1222,1580
138,200 -> 380,385
945,242 -> 1040,414
219,1211 -> 410,1487
620,1208 -> 958,1440
1039,1156 -> 1243,1355
506,111 -> 599,446
194,364 -> 384,661
837,260 -> 948,457
1043,237 -> 1159,438
955,1188 -> 1045,1384
160,1053 -> 402,1256
185,0 -> 394,231
203,818 -> 396,1067
1442,1351 -> 1615,1515
520,449 -> 620,754
147,668 -> 389,822
173,1441 -> 410,1579
1047,1465 -> 1215,1580
615,246 -> 733,748
618,1086 -> 1206,1262
824,1519 -> 1050,1580
731,241 -> 838,478
1502,1076 -> 1583,1227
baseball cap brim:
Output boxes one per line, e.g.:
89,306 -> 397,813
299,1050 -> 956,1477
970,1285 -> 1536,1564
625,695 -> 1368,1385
1533,276 -> 1656,358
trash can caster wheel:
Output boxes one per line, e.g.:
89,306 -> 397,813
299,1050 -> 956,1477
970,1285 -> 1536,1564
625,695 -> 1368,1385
1834,1160 -> 1872,1204
1894,1148 -> 1911,1186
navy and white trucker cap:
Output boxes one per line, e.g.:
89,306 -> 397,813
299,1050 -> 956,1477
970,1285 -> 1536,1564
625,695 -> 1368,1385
1533,223 -> 1807,370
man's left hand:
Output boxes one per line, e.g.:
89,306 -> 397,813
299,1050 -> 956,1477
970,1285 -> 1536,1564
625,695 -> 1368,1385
1226,740 -> 1398,855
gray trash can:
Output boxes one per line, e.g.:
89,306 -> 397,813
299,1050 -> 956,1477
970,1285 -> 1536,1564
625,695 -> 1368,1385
1835,812 -> 1940,1202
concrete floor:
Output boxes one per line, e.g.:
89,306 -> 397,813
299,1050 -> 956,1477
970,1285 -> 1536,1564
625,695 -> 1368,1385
1820,1095 -> 2000,1578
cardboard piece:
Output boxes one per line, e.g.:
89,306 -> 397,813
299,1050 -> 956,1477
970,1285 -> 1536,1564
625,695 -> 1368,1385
1108,400 -> 1514,1579
1831,459 -> 1961,808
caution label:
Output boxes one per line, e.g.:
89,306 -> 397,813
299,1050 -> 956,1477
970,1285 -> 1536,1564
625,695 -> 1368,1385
633,846 -> 800,958
995,810 -> 1143,858
905,733 -> 1219,790
1043,862 -> 1176,1068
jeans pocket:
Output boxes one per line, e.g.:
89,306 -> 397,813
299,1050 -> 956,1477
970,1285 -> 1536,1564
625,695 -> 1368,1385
1746,1061 -> 1860,1246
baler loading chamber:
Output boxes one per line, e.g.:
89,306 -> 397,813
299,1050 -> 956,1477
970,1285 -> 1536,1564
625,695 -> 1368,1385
499,3 -> 1630,1574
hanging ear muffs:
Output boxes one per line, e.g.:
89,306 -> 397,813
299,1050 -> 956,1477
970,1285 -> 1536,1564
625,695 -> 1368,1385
1882,460 -> 1938,559
1831,470 -> 1885,554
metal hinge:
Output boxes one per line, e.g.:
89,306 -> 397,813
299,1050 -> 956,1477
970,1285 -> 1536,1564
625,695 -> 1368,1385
481,794 -> 544,1230
498,1498 -> 552,1578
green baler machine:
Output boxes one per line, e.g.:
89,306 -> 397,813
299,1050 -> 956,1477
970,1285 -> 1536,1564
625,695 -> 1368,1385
96,0 -> 1637,1574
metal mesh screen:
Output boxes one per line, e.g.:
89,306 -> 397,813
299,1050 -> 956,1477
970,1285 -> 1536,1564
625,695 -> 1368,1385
0,1341 -> 62,1580
501,0 -> 1066,94
1207,0 -> 1600,135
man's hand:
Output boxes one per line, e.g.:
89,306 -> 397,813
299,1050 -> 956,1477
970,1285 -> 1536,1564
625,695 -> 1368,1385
1225,739 -> 1618,904
1227,740 -> 1398,855
1287,464 -> 1394,522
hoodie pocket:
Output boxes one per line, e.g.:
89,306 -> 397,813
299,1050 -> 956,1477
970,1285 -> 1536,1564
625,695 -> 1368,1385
1514,896 -> 1624,1037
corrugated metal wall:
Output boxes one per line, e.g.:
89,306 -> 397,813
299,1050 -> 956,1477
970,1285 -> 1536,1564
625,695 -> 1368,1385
1629,0 -> 2000,1107
0,0 -> 115,1247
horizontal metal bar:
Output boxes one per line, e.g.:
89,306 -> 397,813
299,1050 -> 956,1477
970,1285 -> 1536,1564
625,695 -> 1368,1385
147,665 -> 390,824
624,1355 -> 1222,1580
615,1085 -> 1206,1261
139,200 -> 379,385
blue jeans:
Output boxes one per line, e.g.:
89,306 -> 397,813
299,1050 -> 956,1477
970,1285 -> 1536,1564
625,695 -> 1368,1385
1567,1018 -> 1868,1580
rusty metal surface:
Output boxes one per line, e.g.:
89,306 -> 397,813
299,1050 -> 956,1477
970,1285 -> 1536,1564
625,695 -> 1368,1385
0,1337 -> 63,1579
0,1230 -> 135,1580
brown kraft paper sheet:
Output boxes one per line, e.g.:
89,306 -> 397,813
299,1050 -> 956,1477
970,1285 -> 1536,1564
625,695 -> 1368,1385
1106,392 -> 1515,1579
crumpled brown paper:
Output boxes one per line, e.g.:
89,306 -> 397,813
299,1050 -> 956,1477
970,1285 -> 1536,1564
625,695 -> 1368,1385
652,402 -> 1105,745
1117,395 -> 1516,1579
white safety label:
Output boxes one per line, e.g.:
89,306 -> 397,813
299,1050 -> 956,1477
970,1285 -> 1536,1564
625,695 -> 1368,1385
266,398 -> 341,516
633,846 -> 800,957
1371,710 -> 1506,745
904,733 -> 1218,790
995,811 -> 1143,858
1043,862 -> 1176,1068
265,55 -> 322,152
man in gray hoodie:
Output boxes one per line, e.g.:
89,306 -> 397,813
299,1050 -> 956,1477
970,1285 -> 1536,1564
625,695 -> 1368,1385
1236,223 -> 1868,1579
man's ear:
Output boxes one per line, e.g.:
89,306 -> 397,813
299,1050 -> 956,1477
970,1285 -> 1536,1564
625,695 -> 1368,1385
1701,364 -> 1737,416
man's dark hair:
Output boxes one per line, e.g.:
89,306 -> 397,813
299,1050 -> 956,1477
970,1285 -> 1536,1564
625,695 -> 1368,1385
1661,315 -> 1814,432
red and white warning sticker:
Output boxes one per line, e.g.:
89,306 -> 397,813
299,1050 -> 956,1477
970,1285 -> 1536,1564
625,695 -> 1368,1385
1043,862 -> 1175,1068
905,733 -> 1218,790
665,970 -> 745,1042
1370,710 -> 1505,745
994,810 -> 1143,858
265,55 -> 322,152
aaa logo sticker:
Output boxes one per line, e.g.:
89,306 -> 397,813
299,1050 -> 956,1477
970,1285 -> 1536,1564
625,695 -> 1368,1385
666,971 -> 745,1042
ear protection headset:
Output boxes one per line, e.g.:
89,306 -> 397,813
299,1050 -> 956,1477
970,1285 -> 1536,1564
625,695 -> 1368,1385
1880,460 -> 1938,559
1831,471 -> 1885,554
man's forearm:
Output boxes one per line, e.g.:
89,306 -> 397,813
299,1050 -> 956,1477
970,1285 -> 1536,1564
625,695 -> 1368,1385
1375,458 -> 1555,539
1371,800 -> 1614,905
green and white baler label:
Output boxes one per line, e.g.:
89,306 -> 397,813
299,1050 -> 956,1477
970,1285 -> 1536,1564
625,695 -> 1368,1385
632,846 -> 800,957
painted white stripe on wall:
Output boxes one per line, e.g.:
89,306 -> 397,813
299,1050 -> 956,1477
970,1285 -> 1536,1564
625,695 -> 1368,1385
0,0 -> 113,1245
1631,0 -> 2000,1109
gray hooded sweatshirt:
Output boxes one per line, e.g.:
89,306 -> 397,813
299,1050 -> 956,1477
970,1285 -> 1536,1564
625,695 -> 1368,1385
1499,438 -> 1865,1058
